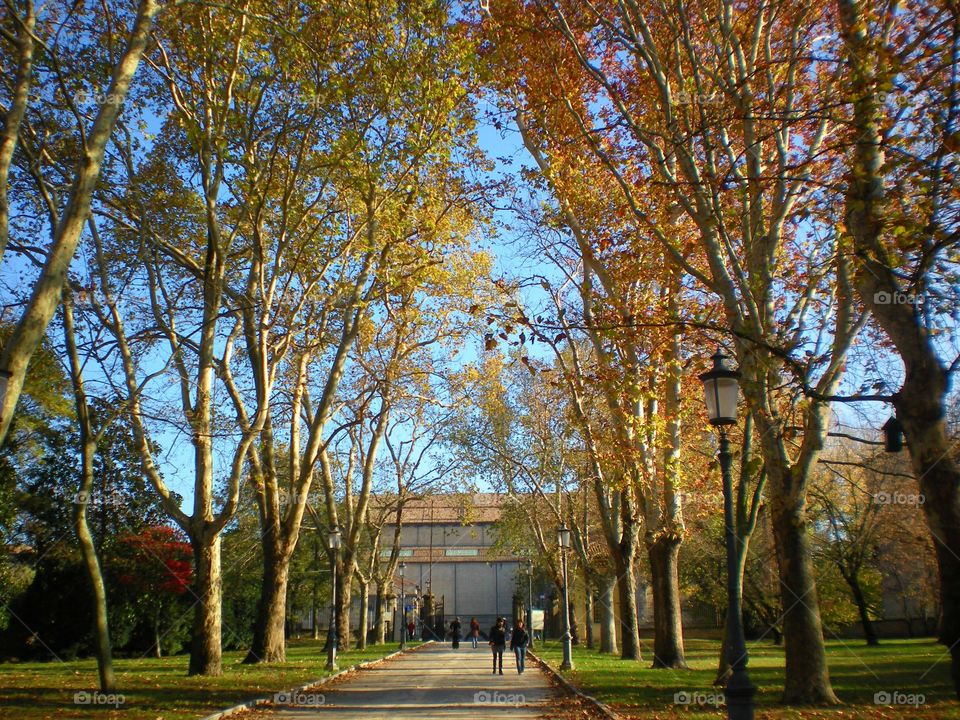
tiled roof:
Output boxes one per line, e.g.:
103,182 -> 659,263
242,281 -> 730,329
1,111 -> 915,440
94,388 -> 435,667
377,493 -> 511,525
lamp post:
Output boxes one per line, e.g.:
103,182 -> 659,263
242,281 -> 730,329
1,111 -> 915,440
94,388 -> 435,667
557,523 -> 574,671
326,525 -> 342,671
399,561 -> 406,650
527,557 -> 535,649
699,349 -> 755,720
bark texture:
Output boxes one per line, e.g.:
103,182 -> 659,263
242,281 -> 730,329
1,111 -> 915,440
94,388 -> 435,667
189,537 -> 223,676
598,573 -> 618,654
245,538 -> 290,663
648,534 -> 686,668
770,497 -> 836,703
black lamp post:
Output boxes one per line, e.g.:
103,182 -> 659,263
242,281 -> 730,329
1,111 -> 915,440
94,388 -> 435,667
326,525 -> 342,671
527,557 -> 535,649
399,561 -> 406,650
557,523 -> 574,671
882,416 -> 905,453
699,349 -> 755,720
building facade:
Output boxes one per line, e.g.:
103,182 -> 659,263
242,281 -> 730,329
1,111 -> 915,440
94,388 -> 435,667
387,494 -> 525,638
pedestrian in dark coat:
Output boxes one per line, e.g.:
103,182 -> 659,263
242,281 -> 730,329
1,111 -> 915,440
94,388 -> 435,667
488,617 -> 507,674
510,620 -> 530,674
450,617 -> 462,649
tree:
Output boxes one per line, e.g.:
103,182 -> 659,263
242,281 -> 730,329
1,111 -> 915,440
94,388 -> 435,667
484,0 -> 866,700
62,292 -> 113,690
0,0 -> 159,445
837,0 -> 960,695
809,451 -> 887,646
111,525 -> 193,658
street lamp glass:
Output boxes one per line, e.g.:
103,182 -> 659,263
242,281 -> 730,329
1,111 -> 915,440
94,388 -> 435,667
328,526 -> 342,550
698,350 -> 741,425
557,524 -> 571,549
399,561 -> 405,577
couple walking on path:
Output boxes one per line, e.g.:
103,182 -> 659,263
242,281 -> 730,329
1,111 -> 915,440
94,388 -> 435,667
447,616 -> 479,649
488,617 -> 530,675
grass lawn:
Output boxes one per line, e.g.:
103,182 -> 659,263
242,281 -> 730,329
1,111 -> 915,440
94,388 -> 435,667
0,639 -> 418,720
533,636 -> 958,719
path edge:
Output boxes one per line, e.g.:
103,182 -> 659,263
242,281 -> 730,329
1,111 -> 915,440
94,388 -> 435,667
200,640 -> 434,720
528,649 -> 622,720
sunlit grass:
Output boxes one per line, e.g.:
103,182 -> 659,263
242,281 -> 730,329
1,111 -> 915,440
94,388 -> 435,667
0,638 -> 416,719
533,636 -> 959,719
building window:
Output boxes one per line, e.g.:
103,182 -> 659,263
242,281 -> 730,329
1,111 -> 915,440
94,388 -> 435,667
444,548 -> 479,557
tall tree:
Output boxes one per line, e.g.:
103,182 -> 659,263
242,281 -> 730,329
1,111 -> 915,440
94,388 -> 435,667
87,1 -> 276,673
837,0 -> 960,696
0,0 -> 159,444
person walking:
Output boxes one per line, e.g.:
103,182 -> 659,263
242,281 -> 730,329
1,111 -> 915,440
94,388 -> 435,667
450,617 -> 462,649
511,620 -> 530,674
406,619 -> 416,643
488,617 -> 507,674
469,617 -> 480,649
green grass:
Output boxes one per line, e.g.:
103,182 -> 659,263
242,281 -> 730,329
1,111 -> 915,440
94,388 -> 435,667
533,636 -> 959,718
0,639 -> 418,720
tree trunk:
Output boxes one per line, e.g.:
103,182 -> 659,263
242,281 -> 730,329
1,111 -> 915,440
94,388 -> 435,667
336,569 -> 351,650
614,554 -> 642,661
904,400 -> 960,697
770,499 -> 838,704
598,574 -> 618,654
357,580 -> 369,649
0,3 -> 35,262
245,539 -> 290,663
74,470 -> 114,691
189,536 -> 223,676
374,584 -> 387,644
63,301 -> 114,693
154,614 -> 162,659
844,571 -> 878,646
648,533 -> 686,668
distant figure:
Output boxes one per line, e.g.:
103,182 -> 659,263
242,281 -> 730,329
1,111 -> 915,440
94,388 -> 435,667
406,619 -> 416,642
450,617 -> 462,649
469,617 -> 481,649
511,620 -> 530,674
488,617 -> 507,674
